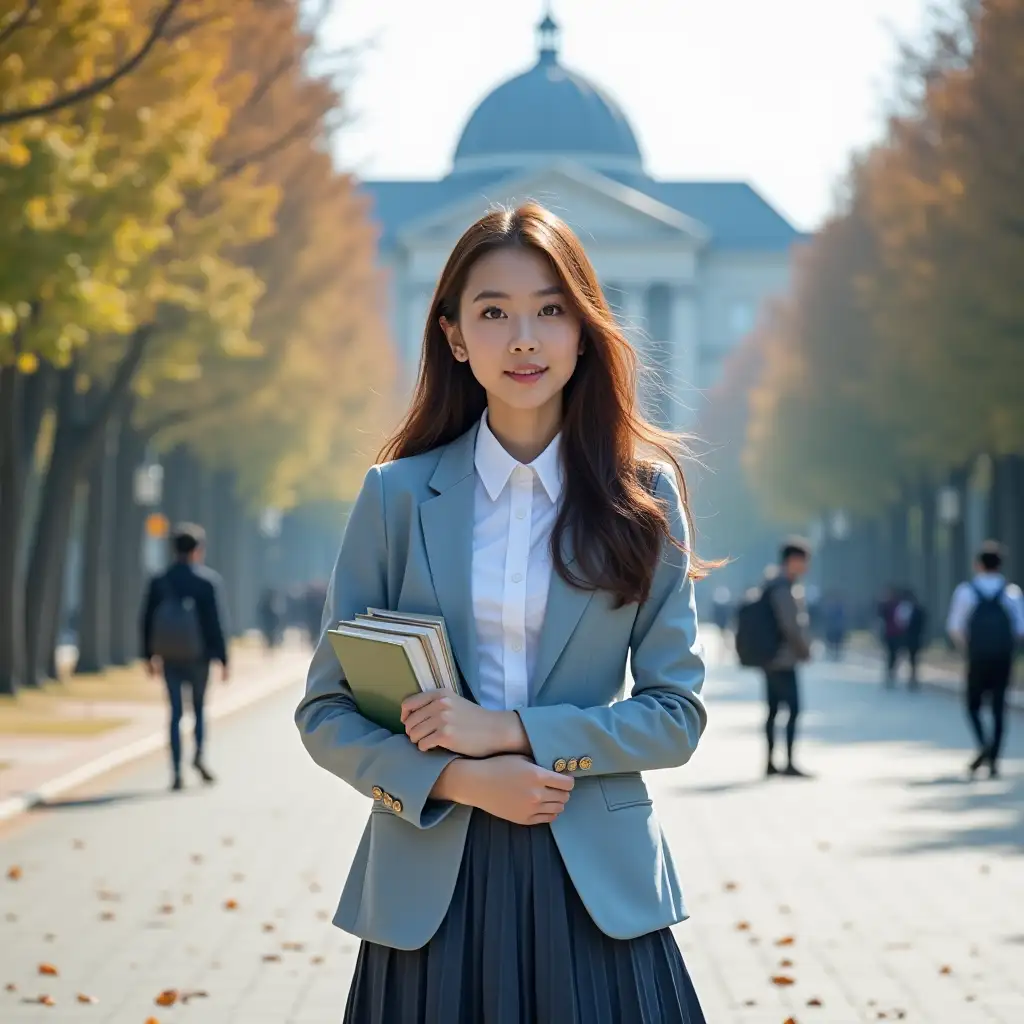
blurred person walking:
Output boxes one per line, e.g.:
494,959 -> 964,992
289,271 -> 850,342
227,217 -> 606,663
820,589 -> 847,660
141,524 -> 230,791
946,541 -> 1024,778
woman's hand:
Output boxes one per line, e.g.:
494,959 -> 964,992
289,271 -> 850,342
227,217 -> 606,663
432,756 -> 574,826
401,690 -> 531,757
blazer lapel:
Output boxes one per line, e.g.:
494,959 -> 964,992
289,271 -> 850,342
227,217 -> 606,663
419,426 -> 481,701
531,529 -> 595,701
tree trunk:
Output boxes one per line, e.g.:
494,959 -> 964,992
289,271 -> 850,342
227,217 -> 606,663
0,365 -> 25,696
918,481 -> 937,643
109,413 -> 147,665
22,329 -> 152,686
75,419 -> 118,673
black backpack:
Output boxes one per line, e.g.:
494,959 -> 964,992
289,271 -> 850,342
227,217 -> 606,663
966,584 -> 1015,661
735,585 -> 783,668
150,575 -> 204,663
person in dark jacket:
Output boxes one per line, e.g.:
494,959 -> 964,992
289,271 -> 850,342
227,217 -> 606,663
141,523 -> 230,790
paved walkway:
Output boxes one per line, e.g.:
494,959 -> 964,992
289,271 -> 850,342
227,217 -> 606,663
0,640 -> 1021,1023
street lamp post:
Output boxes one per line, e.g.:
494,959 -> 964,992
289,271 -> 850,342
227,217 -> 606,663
134,460 -> 165,575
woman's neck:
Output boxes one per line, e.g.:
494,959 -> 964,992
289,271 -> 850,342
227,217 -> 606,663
485,398 -> 562,464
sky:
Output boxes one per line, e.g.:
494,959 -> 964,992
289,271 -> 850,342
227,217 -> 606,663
321,0 -> 935,232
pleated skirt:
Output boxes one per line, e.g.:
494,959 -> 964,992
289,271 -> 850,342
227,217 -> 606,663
342,810 -> 706,1024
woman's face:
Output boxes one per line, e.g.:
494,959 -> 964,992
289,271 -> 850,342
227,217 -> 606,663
440,246 -> 583,421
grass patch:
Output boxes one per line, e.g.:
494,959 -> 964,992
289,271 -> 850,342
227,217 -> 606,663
0,706 -> 128,737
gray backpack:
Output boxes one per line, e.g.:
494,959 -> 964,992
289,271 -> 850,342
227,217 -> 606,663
150,577 -> 204,663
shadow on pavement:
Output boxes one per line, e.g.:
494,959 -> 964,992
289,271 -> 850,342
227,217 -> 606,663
29,788 -> 175,812
704,654 -> 1024,856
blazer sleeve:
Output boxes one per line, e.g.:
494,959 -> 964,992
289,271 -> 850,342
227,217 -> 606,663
294,464 -> 460,829
516,468 -> 707,776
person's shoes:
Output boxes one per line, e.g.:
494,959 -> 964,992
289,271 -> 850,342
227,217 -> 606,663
988,761 -> 1000,779
171,775 -> 184,792
766,762 -> 780,777
968,751 -> 987,776
194,761 -> 216,785
783,765 -> 811,778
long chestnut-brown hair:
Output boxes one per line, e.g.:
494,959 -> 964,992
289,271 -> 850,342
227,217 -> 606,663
378,202 -> 712,606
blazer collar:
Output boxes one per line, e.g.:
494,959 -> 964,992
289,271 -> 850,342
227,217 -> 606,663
427,420 -> 480,494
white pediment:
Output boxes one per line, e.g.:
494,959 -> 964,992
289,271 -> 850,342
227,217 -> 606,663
396,162 -> 710,251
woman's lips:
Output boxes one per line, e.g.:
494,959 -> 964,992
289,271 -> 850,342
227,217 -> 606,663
505,366 -> 548,384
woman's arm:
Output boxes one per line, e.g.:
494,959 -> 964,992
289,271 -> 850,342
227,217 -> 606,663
515,469 -> 708,777
294,465 -> 460,829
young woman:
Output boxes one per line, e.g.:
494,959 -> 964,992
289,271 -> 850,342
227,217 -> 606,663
297,202 -> 710,1023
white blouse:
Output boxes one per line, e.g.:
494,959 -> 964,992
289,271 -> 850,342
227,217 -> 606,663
471,413 -> 561,711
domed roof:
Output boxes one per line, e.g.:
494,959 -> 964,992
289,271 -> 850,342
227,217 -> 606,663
451,14 -> 643,176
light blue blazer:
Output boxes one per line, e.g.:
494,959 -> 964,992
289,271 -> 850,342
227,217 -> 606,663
295,421 -> 707,950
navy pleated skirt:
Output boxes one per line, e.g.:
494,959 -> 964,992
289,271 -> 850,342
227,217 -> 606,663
343,810 -> 706,1024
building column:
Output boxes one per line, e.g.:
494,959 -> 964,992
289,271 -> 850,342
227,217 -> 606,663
670,285 -> 699,429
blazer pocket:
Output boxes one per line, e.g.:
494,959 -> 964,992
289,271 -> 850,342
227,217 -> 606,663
598,772 -> 653,811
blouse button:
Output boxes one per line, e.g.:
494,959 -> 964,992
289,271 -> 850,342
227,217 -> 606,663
515,509 -> 527,520
511,572 -> 523,583
512,640 -> 523,652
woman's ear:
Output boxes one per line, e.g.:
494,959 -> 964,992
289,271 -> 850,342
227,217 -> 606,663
440,316 -> 469,362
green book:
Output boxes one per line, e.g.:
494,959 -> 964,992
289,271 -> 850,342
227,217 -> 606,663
326,623 -> 443,734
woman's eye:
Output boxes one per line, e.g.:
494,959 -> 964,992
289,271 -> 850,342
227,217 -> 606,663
539,303 -> 564,317
481,306 -> 506,320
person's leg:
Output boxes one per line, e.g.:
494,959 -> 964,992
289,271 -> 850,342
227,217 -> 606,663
885,641 -> 898,686
764,671 -> 782,774
781,669 -> 806,775
986,658 -> 1012,777
965,661 -> 989,774
907,646 -> 920,689
163,666 -> 185,789
187,663 -> 215,783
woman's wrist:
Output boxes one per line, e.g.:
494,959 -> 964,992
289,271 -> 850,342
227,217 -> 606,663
430,757 -> 474,804
500,710 -> 533,755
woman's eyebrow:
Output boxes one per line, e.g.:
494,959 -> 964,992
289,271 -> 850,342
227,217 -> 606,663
470,285 -> 564,301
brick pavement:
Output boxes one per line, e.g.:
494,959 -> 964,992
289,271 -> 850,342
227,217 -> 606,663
0,639 -> 1021,1023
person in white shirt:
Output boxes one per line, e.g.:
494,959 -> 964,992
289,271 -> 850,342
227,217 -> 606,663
946,541 -> 1024,778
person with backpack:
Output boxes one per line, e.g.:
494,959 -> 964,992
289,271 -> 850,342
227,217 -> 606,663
735,538 -> 813,778
946,541 -> 1023,779
141,523 -> 231,791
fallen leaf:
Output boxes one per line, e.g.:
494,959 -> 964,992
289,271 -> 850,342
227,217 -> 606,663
154,989 -> 178,1007
145,1018 -> 161,1024
97,890 -> 120,902
223,899 -> 238,911
282,941 -> 305,951
784,1018 -> 798,1024
743,999 -> 756,1007
180,990 -> 209,1003
4,913 -> 17,922
38,964 -> 58,976
749,937 -> 761,945
965,995 -> 976,1003
191,854 -> 203,864
724,881 -> 739,891
73,839 -> 85,850
316,910 -> 329,921
6,866 -> 22,881
44,933 -> 56,942
263,922 -> 277,932
776,936 -> 796,946
99,911 -> 115,921
263,954 -> 282,962
771,975 -> 795,986
76,993 -> 98,1003
159,904 -> 174,915
222,837 -> 234,847
232,872 -> 245,882
807,997 -> 823,1006
5,982 -> 16,991
25,994 -> 55,1005
310,956 -> 325,965
779,958 -> 794,967
939,965 -> 952,975
895,1012 -> 907,1019
877,1013 -> 887,1020
736,921 -> 751,931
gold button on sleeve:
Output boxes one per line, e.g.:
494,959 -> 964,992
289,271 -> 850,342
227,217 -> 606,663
578,756 -> 593,771
382,793 -> 394,809
371,786 -> 383,801
391,799 -> 403,814
553,758 -> 568,773
566,758 -> 579,772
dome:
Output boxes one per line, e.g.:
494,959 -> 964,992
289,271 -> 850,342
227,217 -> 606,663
451,14 -> 643,176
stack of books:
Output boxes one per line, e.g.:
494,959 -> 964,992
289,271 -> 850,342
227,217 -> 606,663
326,609 -> 460,733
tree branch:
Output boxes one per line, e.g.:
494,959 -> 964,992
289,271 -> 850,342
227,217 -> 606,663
0,1 -> 38,49
218,107 -> 331,182
0,0 -> 184,126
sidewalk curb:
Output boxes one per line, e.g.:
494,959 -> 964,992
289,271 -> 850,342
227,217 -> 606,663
0,659 -> 305,825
